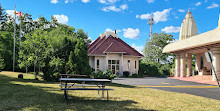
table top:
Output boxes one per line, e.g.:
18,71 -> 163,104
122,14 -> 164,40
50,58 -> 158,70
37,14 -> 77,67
60,78 -> 111,83
59,74 -> 87,77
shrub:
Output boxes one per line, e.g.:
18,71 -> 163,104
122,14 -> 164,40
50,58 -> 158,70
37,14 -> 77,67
123,71 -> 130,77
132,73 -> 138,78
92,70 -> 117,80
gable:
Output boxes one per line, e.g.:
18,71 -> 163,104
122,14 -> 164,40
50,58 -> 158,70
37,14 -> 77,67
88,36 -> 143,57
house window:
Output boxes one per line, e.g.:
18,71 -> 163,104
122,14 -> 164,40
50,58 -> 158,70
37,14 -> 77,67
128,60 -> 130,69
108,60 -> 119,74
135,61 -> 136,69
97,59 -> 99,71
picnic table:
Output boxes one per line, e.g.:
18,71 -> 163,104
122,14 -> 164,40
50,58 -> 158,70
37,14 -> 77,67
59,74 -> 87,78
60,78 -> 114,102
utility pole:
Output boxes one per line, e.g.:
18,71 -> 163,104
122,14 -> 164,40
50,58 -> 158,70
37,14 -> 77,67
13,5 -> 16,72
148,16 -> 154,40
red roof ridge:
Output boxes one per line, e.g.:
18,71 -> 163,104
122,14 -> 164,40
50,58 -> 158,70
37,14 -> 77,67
103,42 -> 113,53
116,37 -> 144,57
89,36 -> 108,55
88,37 -> 101,52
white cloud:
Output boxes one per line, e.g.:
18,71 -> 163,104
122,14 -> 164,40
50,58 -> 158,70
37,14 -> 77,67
178,9 -> 185,13
53,14 -> 69,25
161,26 -> 180,33
136,13 -> 151,19
51,0 -> 58,4
195,2 -> 202,6
65,0 -> 69,3
120,4 -> 128,10
153,8 -> 172,23
131,43 -> 144,54
82,0 -> 90,3
122,28 -> 140,39
102,6 -> 120,12
64,0 -> 75,4
102,4 -> 128,12
98,0 -> 118,4
136,8 -> 172,23
6,10 -> 16,16
146,0 -> 155,3
207,2 -> 219,9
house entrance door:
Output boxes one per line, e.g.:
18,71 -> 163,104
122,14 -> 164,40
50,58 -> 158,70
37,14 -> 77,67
108,60 -> 120,76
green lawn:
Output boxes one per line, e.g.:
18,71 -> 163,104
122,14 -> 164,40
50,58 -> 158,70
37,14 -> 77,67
1,71 -> 220,111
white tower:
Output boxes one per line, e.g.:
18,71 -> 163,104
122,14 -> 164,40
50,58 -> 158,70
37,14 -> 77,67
179,9 -> 198,40
148,16 -> 154,40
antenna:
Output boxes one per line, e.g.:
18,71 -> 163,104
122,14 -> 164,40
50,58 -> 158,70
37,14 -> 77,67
148,15 -> 154,40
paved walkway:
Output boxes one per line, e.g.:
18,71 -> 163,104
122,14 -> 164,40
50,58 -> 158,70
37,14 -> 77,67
112,78 -> 220,100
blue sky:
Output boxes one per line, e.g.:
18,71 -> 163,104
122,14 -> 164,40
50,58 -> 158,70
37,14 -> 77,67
1,0 -> 220,53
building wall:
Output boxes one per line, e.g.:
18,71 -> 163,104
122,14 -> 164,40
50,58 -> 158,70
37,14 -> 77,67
94,56 -> 106,72
123,56 -> 139,75
89,56 -> 95,69
89,54 -> 140,76
195,52 -> 211,75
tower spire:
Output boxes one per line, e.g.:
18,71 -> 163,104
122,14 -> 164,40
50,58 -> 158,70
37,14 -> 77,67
148,15 -> 154,40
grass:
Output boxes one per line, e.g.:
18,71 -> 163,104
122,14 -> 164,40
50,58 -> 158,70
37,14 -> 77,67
1,71 -> 220,111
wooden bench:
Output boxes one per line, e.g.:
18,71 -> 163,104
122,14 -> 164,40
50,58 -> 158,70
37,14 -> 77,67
61,88 -> 114,102
59,84 -> 102,87
60,78 -> 113,102
59,74 -> 87,78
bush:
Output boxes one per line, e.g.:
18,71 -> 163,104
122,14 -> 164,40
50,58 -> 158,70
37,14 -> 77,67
132,73 -> 138,78
139,61 -> 170,77
132,73 -> 144,78
92,70 -> 117,80
123,71 -> 130,77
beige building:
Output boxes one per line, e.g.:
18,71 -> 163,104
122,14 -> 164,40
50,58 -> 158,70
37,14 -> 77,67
88,31 -> 143,76
163,10 -> 220,81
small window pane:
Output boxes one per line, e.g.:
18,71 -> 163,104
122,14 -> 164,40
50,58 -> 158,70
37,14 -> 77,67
116,65 -> 119,70
108,60 -> 111,64
116,60 -> 119,64
108,65 -> 111,70
112,60 -> 116,64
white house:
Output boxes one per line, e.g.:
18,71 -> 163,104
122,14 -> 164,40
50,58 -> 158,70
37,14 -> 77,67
88,31 -> 143,76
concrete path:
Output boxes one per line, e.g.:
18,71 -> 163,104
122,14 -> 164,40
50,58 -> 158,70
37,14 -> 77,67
112,78 -> 220,100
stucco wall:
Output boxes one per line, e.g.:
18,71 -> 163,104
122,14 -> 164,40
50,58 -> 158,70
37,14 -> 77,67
123,56 -> 139,75
89,54 -> 140,76
94,56 -> 106,72
89,56 -> 95,69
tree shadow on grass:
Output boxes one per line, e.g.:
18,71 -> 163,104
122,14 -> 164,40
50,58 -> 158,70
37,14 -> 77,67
0,75 -> 156,111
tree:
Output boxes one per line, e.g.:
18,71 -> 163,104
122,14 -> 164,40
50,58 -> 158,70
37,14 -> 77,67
76,29 -> 91,44
19,29 -> 46,78
0,31 -> 15,71
142,32 -> 175,76
74,38 -> 91,75
143,32 -> 174,64
0,4 -> 6,26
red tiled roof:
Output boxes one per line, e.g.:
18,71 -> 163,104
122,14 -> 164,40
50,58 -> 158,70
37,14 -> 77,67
88,36 -> 143,57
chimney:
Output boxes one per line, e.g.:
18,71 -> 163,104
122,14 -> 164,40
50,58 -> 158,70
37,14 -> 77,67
115,29 -> 116,34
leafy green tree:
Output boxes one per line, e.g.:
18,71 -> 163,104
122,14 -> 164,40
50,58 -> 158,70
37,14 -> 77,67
0,4 -> 6,26
0,31 -> 16,71
142,32 -> 175,76
143,32 -> 174,64
74,38 -> 91,75
65,51 -> 75,74
76,29 -> 91,44
0,57 -> 5,70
